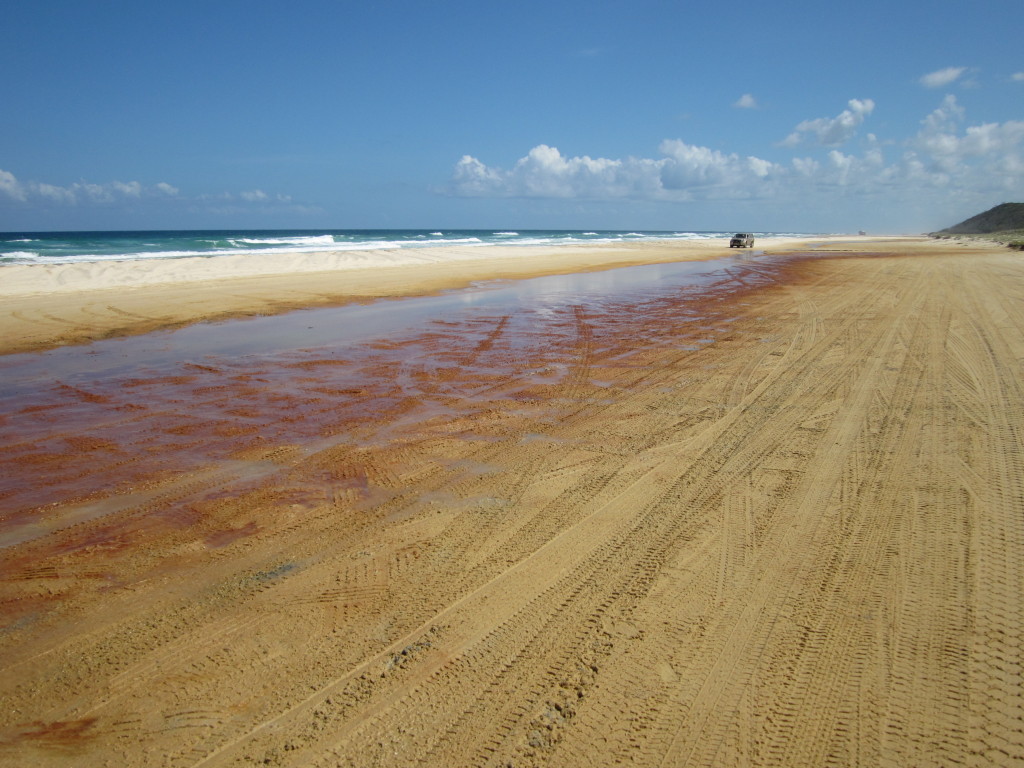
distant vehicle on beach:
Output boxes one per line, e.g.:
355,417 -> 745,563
729,233 -> 754,248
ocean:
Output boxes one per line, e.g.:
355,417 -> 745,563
0,229 -> 804,267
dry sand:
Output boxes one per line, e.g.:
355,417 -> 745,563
1,236 -> 1022,766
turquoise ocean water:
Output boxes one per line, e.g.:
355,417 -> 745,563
0,229 -> 808,266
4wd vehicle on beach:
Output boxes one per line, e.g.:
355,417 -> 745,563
730,233 -> 754,248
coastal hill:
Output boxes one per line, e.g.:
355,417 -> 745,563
935,202 -> 1024,235
932,202 -> 1024,249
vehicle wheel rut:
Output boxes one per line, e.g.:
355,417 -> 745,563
1,247 -> 1022,767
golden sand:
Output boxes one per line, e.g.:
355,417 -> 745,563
0,236 -> 1021,766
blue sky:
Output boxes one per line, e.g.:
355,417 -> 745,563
1,0 -> 1022,233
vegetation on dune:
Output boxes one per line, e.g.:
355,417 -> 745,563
931,203 -> 1024,250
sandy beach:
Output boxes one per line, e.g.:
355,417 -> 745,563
1,236 -> 855,355
1,235 -> 1022,767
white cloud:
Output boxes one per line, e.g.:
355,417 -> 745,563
0,169 -> 26,201
447,95 -> 1024,219
658,140 -> 781,196
920,94 -> 965,135
453,144 -> 660,200
1013,72 -> 1024,82
451,155 -> 505,196
791,157 -> 820,177
111,180 -> 142,197
920,66 -> 967,88
782,99 -> 875,147
79,183 -> 116,203
734,93 -> 757,109
449,142 -> 783,202
0,171 -> 318,228
0,172 -> 299,214
0,171 -> 186,206
907,95 -> 1024,187
35,182 -> 76,204
961,121 -> 1024,156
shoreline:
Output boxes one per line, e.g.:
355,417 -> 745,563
0,235 -> 918,356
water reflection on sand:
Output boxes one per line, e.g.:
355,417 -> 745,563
0,254 -> 764,397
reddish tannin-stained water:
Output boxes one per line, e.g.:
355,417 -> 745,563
0,254 -> 783,548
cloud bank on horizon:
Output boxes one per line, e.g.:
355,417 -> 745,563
0,169 -> 320,223
447,86 -> 1023,226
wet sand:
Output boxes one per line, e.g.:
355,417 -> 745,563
0,235 -> 855,355
1,236 -> 1022,766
